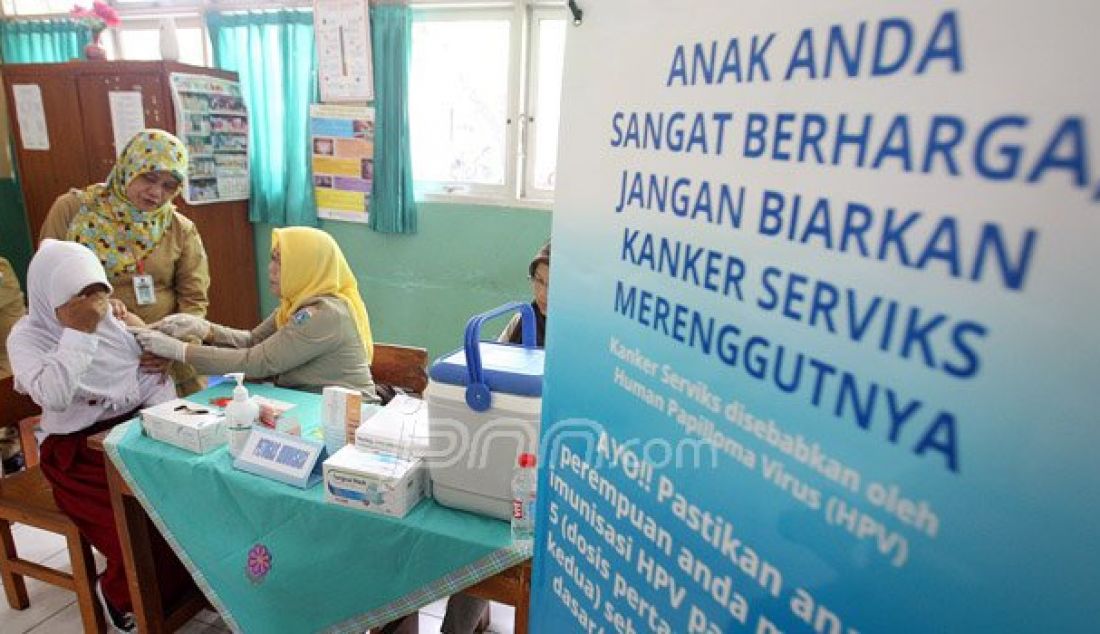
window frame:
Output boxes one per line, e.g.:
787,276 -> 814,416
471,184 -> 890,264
520,6 -> 565,203
410,5 -> 520,203
107,13 -> 210,67
411,0 -> 566,211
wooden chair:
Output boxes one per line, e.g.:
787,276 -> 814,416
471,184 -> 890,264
371,343 -> 429,395
0,376 -> 39,427
0,448 -> 106,632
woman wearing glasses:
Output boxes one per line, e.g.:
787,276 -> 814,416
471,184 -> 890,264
498,240 -> 550,348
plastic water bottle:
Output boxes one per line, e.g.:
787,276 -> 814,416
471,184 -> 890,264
511,453 -> 537,546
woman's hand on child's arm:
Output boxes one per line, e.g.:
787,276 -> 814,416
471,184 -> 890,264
131,327 -> 188,362
139,351 -> 171,374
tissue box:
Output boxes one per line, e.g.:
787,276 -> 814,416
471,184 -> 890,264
323,445 -> 426,518
141,398 -> 226,454
354,395 -> 430,458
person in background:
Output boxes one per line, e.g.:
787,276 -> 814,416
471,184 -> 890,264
0,256 -> 25,379
39,128 -> 209,395
0,256 -> 28,473
7,240 -> 179,632
134,226 -> 380,401
499,240 -> 550,347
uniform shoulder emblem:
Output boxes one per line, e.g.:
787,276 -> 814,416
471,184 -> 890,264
292,308 -> 313,325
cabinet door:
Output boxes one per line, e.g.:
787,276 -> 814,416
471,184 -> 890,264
76,73 -> 171,182
2,73 -> 90,238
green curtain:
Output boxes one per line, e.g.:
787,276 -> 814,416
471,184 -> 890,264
0,19 -> 93,64
369,5 -> 418,234
207,10 -> 319,227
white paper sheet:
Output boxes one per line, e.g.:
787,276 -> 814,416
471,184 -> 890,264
108,91 -> 146,156
12,84 -> 48,150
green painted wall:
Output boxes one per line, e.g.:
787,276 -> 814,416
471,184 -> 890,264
254,202 -> 551,360
0,185 -> 550,360
0,178 -> 33,287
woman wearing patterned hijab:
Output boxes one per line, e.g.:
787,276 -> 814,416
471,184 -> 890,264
39,129 -> 210,395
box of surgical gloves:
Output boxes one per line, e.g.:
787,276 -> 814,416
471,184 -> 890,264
140,398 -> 227,454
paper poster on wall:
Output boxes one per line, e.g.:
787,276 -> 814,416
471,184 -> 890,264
12,84 -> 48,150
315,0 -> 375,103
108,91 -> 146,157
168,73 -> 251,204
310,104 -> 374,223
533,2 -> 1100,633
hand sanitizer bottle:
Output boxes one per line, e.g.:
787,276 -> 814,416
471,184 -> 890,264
224,373 -> 258,457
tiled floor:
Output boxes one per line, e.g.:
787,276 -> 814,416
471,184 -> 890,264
0,523 -> 516,633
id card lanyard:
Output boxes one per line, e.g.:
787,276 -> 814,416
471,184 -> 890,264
133,259 -> 156,306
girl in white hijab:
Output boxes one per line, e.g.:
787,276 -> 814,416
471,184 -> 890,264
6,239 -> 174,630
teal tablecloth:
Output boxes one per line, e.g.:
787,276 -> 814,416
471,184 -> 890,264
104,384 -> 529,633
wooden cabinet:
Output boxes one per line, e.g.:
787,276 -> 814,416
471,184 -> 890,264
1,61 -> 259,329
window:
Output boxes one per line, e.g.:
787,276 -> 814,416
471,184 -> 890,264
2,0 -> 71,13
0,0 -> 212,65
410,15 -> 511,189
409,2 -> 567,207
113,20 -> 207,65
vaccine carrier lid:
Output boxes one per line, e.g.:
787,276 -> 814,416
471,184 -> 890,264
428,302 -> 545,411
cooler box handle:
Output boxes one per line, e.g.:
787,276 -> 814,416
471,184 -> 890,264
463,301 -> 537,412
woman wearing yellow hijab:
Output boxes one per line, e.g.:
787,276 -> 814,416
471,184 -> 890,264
133,227 -> 379,400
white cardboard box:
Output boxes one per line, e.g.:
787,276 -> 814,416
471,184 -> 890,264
141,398 -> 226,454
354,395 -> 430,458
323,445 -> 425,518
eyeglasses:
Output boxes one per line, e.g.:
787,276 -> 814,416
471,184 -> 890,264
528,275 -> 549,291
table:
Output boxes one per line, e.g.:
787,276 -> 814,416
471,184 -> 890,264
92,384 -> 533,633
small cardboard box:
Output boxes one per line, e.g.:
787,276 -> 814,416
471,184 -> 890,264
354,395 -> 430,458
321,386 -> 362,446
323,445 -> 425,518
141,398 -> 226,454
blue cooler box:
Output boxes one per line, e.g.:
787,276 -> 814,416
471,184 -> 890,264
425,302 -> 544,520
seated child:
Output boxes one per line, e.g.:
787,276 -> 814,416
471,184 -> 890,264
6,239 -> 176,632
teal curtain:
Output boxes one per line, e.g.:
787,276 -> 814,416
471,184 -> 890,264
369,5 -> 418,234
0,19 -> 93,64
207,10 -> 319,227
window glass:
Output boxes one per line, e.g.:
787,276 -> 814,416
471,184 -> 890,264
530,17 -> 566,192
177,26 -> 204,65
409,17 -> 511,187
118,27 -> 160,60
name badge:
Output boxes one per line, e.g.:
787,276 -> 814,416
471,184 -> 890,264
133,274 -> 156,305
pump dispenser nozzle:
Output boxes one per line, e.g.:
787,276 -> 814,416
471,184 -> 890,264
225,373 -> 248,401
223,373 -> 257,458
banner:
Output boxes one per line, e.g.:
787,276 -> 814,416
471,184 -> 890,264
534,1 -> 1100,632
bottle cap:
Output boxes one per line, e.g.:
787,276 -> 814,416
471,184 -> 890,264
518,453 -> 536,468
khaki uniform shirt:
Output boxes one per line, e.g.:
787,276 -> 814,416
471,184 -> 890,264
0,257 -> 27,379
188,296 -> 379,401
40,191 -> 210,324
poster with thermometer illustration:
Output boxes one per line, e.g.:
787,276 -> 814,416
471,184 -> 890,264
315,0 -> 375,102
